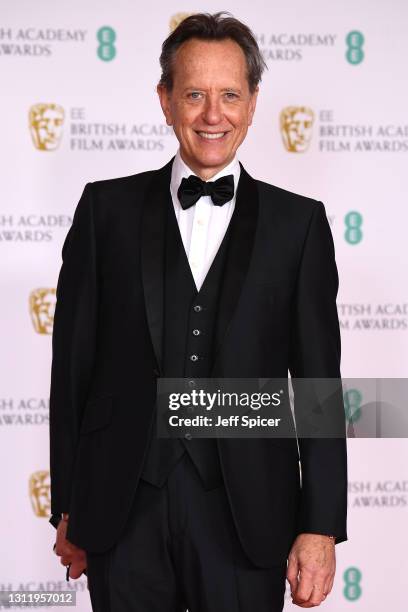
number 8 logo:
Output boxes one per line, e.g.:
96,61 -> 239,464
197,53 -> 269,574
97,26 -> 117,62
346,31 -> 364,65
343,567 -> 362,601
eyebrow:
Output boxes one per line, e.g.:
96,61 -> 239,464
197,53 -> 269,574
183,87 -> 243,93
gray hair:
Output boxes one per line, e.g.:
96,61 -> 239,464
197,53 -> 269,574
159,12 -> 267,93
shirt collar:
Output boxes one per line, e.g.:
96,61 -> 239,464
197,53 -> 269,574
170,148 -> 241,205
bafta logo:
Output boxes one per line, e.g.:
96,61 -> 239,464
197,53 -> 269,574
280,106 -> 314,153
29,470 -> 51,518
169,13 -> 193,32
29,288 -> 56,334
29,103 -> 65,151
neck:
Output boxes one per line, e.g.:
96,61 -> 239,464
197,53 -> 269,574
179,150 -> 235,181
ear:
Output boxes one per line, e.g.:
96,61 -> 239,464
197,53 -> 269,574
247,86 -> 259,127
157,84 -> 173,126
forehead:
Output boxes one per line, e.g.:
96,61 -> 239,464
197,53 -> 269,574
172,38 -> 248,86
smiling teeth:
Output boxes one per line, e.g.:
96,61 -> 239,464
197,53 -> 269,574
198,132 -> 225,139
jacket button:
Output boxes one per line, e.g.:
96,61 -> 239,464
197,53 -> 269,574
192,329 -> 201,336
193,305 -> 202,312
185,432 -> 192,440
190,354 -> 199,362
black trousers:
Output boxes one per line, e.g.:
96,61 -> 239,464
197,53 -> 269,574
86,453 -> 287,612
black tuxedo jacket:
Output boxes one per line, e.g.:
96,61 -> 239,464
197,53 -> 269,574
49,157 -> 347,568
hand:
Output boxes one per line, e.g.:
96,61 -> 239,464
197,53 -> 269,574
54,514 -> 87,579
286,533 -> 336,607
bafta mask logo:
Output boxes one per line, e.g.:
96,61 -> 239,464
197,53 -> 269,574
169,13 -> 193,32
29,470 -> 51,518
29,103 -> 65,151
29,288 -> 56,335
280,106 -> 314,153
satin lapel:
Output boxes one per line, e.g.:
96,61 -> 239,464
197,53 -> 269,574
140,157 -> 174,376
213,163 -> 259,365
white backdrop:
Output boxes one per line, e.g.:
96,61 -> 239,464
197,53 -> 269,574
1,0 -> 407,609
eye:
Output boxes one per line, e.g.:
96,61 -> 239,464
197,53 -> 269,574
188,91 -> 203,100
225,92 -> 238,100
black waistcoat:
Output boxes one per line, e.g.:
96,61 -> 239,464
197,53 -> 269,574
140,192 -> 234,490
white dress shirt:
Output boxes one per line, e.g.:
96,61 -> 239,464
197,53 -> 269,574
170,149 -> 241,291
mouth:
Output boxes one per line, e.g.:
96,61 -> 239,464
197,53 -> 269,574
195,130 -> 229,141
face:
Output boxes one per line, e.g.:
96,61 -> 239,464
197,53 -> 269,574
158,38 -> 258,179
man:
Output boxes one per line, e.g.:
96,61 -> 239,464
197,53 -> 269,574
50,12 -> 347,611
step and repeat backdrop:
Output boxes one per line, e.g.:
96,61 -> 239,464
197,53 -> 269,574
1,0 -> 407,610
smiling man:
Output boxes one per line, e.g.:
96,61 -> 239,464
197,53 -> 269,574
50,12 -> 347,612
157,35 -> 257,178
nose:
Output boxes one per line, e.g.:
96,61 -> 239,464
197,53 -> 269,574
202,94 -> 223,126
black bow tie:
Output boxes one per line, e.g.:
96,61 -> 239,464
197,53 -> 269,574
177,174 -> 234,210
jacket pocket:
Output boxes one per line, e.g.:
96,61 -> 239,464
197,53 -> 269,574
80,394 -> 113,434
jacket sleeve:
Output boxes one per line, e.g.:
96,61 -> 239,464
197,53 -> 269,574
288,201 -> 348,544
48,183 -> 98,527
